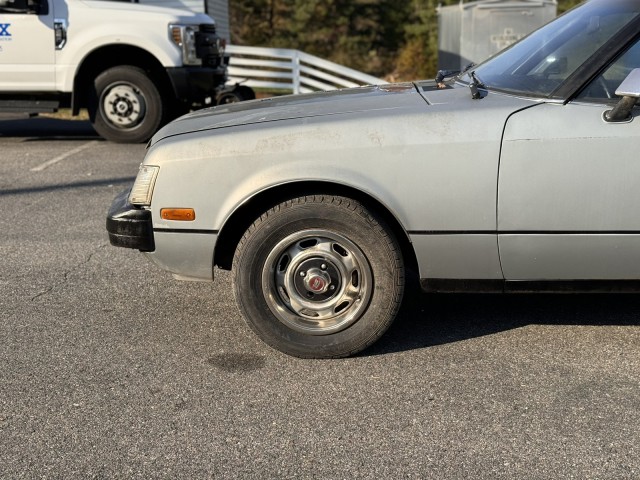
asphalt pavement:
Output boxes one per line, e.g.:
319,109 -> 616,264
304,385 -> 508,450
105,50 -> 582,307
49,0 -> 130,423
1,117 -> 639,479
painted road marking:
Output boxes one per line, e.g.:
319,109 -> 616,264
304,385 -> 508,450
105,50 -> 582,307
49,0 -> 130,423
30,141 -> 97,172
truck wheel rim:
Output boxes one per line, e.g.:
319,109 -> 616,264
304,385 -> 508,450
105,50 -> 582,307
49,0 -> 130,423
101,83 -> 146,129
261,229 -> 373,335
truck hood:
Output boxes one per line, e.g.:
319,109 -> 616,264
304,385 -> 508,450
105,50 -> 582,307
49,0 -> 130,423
80,0 -> 213,22
150,83 -> 428,145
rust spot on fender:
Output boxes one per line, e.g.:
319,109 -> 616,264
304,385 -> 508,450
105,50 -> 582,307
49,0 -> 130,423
376,84 -> 415,93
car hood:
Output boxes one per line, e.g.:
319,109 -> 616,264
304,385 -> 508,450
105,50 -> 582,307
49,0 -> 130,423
150,83 -> 429,146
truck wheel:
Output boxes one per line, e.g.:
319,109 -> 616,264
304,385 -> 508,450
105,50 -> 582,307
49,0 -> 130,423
89,66 -> 164,143
232,195 -> 405,358
216,86 -> 255,104
236,85 -> 256,100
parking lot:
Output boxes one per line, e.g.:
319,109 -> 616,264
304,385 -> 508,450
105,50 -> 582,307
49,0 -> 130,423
1,116 -> 639,479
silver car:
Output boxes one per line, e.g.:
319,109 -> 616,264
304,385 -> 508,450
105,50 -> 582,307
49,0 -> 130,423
107,0 -> 640,358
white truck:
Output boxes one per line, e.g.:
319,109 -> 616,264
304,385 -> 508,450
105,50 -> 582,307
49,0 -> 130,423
0,0 -> 253,142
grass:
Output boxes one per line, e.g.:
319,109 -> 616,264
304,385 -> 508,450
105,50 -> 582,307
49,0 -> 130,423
40,109 -> 89,121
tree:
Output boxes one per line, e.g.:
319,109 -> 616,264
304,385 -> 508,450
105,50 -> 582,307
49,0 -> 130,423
394,0 -> 585,81
229,0 -> 289,47
230,0 -> 407,77
393,0 -> 458,81
558,0 -> 583,14
229,0 -> 589,81
290,0 -> 408,75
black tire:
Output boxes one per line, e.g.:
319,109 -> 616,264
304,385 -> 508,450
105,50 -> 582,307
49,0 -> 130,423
236,85 -> 256,101
216,85 -> 255,105
232,195 -> 404,358
89,66 -> 164,143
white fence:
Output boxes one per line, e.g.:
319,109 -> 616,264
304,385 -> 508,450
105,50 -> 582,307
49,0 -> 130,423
226,45 -> 385,94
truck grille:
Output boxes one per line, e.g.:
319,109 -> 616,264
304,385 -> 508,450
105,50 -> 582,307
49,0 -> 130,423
202,55 -> 222,68
195,23 -> 224,67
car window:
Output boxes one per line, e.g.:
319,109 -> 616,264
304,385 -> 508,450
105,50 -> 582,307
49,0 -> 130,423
576,38 -> 640,103
465,0 -> 640,98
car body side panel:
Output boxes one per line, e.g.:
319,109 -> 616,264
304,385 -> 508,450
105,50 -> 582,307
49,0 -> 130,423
145,88 -> 535,281
499,234 -> 640,280
499,102 -> 640,280
410,234 -> 503,279
146,231 -> 217,281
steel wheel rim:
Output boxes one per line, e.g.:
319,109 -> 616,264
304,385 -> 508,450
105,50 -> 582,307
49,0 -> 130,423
101,83 -> 146,129
262,229 -> 373,335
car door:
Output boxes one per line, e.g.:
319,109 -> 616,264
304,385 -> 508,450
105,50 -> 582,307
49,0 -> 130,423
0,0 -> 55,91
498,40 -> 640,280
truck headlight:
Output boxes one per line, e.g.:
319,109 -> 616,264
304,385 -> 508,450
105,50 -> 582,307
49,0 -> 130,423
129,165 -> 159,206
169,24 -> 199,66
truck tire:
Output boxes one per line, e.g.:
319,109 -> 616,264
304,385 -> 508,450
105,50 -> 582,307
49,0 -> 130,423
89,66 -> 164,143
217,85 -> 256,104
232,195 -> 405,358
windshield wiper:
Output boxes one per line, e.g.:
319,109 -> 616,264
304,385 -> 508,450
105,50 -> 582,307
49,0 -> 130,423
435,63 -> 476,89
469,71 -> 486,100
436,69 -> 460,88
434,65 -> 486,99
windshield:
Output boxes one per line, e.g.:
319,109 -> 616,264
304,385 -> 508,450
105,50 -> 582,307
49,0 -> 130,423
462,0 -> 640,98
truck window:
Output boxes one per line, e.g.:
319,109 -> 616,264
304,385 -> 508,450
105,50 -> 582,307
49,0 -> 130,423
0,0 -> 42,14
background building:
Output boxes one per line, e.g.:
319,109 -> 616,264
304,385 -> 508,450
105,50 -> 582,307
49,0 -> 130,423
437,0 -> 557,70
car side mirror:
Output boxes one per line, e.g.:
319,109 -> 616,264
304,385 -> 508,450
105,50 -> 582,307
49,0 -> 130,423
604,68 -> 640,123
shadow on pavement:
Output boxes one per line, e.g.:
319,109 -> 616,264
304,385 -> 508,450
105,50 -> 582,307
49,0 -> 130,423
0,116 -> 100,141
368,290 -> 640,356
0,176 -> 136,197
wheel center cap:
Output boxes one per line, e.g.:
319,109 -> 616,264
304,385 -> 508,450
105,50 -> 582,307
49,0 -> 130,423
303,268 -> 331,294
308,276 -> 327,292
116,100 -> 129,114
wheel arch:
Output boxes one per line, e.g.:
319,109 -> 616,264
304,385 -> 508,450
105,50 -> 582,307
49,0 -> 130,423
214,181 -> 418,275
72,45 -> 173,115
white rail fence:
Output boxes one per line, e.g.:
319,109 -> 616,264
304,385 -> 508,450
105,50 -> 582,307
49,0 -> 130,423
226,45 -> 385,94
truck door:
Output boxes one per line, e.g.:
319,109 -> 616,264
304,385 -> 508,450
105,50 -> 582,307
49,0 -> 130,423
0,0 -> 55,91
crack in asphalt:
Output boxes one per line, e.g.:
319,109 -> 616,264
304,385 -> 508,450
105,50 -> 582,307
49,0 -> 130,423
30,244 -> 108,302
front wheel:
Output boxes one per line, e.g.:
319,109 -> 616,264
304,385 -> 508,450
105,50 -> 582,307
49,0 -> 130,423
216,85 -> 256,104
232,195 -> 404,358
89,66 -> 164,143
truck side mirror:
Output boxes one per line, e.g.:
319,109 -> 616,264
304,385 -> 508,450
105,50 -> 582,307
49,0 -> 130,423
604,68 -> 640,123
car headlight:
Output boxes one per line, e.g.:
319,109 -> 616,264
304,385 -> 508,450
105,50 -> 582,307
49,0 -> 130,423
129,165 -> 159,206
169,24 -> 199,66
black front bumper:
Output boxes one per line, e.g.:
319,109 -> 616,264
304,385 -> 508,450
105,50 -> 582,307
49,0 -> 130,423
106,189 -> 155,252
166,64 -> 228,104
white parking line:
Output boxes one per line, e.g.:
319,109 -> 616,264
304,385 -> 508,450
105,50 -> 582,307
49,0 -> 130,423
30,141 -> 97,172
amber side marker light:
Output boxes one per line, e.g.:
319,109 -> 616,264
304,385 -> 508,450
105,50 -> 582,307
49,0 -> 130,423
161,208 -> 196,221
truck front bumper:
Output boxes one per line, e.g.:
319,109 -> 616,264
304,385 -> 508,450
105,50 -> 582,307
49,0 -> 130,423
166,65 -> 228,104
106,189 -> 155,252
